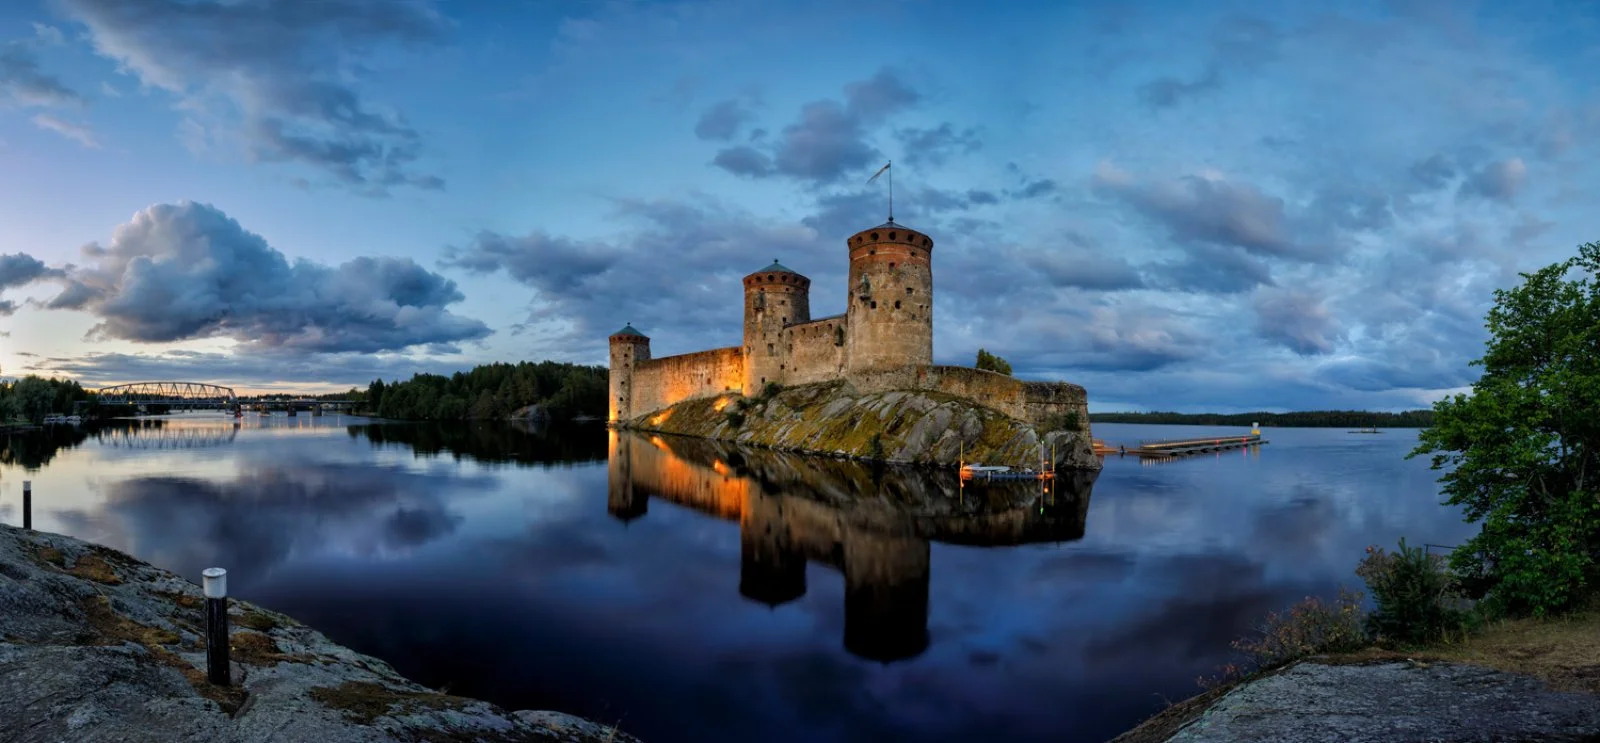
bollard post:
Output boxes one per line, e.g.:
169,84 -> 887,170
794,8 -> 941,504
22,480 -> 31,530
202,567 -> 230,686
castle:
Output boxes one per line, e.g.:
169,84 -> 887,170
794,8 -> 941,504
609,219 -> 1086,429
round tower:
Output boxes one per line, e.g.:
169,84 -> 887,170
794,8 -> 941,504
608,323 -> 650,423
845,222 -> 933,373
742,259 -> 810,394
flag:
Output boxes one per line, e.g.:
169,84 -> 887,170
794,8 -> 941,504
866,161 -> 890,184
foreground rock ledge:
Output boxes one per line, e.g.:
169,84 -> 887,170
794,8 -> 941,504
1118,658 -> 1600,743
0,524 -> 642,743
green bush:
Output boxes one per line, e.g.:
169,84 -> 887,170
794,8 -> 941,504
760,381 -> 783,400
1355,539 -> 1473,645
1041,411 -> 1083,432
975,348 -> 1013,375
725,410 -> 746,429
868,433 -> 885,460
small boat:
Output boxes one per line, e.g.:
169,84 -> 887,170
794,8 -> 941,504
1348,428 -> 1383,434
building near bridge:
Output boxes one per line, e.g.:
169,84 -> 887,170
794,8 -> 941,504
608,218 -> 1088,429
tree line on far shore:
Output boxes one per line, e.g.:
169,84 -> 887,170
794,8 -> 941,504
0,376 -> 92,424
1088,410 -> 1435,428
364,361 -> 607,421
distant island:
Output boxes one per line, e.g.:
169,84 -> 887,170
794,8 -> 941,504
1089,410 -> 1435,428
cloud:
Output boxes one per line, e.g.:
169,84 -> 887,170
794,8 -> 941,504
710,68 -> 921,184
28,349 -> 469,389
0,40 -> 83,107
32,24 -> 66,46
1457,157 -> 1527,203
31,113 -> 98,147
895,123 -> 982,166
0,253 -> 62,316
1092,163 -> 1313,261
1253,288 -> 1343,355
1139,65 -> 1221,108
695,98 -> 755,141
45,201 -> 489,353
58,0 -> 449,193
1024,240 -> 1144,291
444,196 -> 828,355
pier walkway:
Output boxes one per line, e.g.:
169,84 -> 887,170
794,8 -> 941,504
1093,433 -> 1268,459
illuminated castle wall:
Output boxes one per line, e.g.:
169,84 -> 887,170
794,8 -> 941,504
608,219 -> 1087,429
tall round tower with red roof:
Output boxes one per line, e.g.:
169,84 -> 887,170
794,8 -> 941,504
844,221 -> 933,373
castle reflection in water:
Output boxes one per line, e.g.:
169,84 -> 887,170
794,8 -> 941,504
607,431 -> 1097,663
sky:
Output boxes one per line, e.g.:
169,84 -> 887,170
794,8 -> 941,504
0,0 -> 1597,411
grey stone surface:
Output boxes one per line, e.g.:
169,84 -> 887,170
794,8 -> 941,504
0,523 -> 642,743
1168,660 -> 1600,743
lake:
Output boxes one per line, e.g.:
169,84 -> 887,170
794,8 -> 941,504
0,414 -> 1479,743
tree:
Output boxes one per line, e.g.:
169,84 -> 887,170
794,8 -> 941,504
1411,241 -> 1600,617
976,348 -> 1013,376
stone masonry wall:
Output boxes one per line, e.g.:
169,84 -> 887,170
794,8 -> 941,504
631,347 -> 744,419
784,314 -> 848,386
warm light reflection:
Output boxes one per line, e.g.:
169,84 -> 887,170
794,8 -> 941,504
712,396 -> 733,412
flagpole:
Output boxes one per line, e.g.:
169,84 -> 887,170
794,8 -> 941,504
888,161 -> 894,223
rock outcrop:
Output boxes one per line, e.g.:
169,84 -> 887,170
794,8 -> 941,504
623,380 -> 1099,471
1117,659 -> 1600,743
0,523 -> 641,743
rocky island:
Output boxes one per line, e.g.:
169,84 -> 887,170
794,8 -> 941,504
606,218 -> 1099,470
0,523 -> 641,743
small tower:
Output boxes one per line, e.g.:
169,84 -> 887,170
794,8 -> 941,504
608,323 -> 650,423
845,222 -> 934,373
742,259 -> 810,394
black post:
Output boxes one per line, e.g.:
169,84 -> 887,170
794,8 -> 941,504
22,480 -> 31,531
203,567 -> 230,687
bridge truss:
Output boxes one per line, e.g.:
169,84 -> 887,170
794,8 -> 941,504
95,382 -> 238,409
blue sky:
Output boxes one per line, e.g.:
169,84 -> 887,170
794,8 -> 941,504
1,0 -> 1597,411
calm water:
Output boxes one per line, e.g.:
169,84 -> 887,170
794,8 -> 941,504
0,415 -> 1478,742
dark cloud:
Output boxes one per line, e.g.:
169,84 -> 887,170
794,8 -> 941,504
1093,165 -> 1315,261
710,145 -> 774,178
1139,65 -> 1220,108
1253,288 -> 1343,355
1025,242 -> 1144,291
896,123 -> 982,166
59,0 -> 448,193
1408,153 -> 1456,189
1009,179 -> 1058,200
695,98 -> 755,141
966,190 -> 999,205
45,201 -> 488,353
444,197 -> 829,356
710,68 -> 921,184
1146,244 -> 1275,295
0,252 -> 62,317
0,40 -> 83,107
0,253 -> 58,288
1457,157 -> 1527,203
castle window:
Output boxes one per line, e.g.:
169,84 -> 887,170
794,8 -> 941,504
870,249 -> 877,256
767,275 -> 774,281
922,238 -> 931,247
870,301 -> 877,309
906,287 -> 914,294
888,232 -> 896,240
870,232 -> 879,240
782,316 -> 787,323
895,300 -> 901,309
768,343 -> 774,354
889,262 -> 896,269
912,250 -> 919,258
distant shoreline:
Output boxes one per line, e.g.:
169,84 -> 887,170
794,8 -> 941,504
1089,410 -> 1433,428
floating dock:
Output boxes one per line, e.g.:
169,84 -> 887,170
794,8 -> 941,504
1096,433 -> 1268,459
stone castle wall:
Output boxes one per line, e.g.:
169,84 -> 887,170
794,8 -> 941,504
783,314 -> 848,386
630,347 -> 744,419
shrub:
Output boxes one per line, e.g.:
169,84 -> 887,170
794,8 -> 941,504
760,382 -> 783,400
1041,411 -> 1083,432
868,433 -> 885,460
1229,589 -> 1367,672
724,410 -> 745,429
1356,539 -> 1475,645
975,348 -> 1013,375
